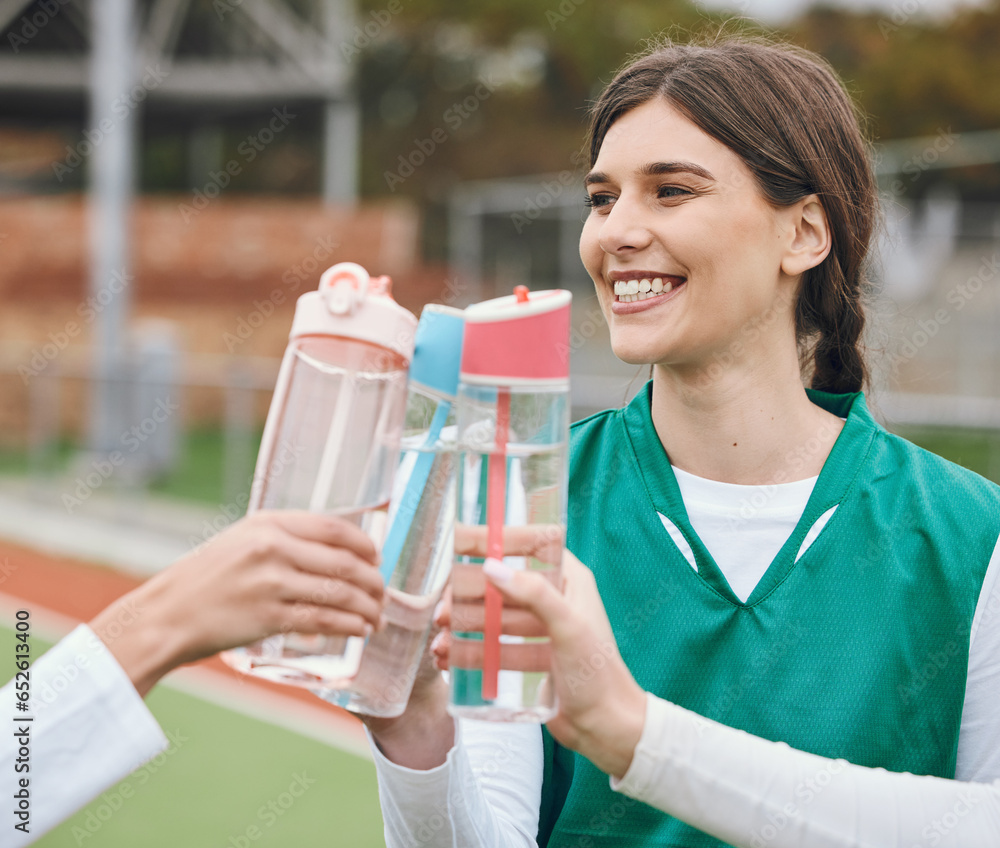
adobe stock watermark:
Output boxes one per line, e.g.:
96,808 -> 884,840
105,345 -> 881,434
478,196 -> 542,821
726,417 -> 842,531
555,301 -> 608,363
0,558 -> 15,587
71,728 -> 189,845
896,621 -> 964,705
897,569 -> 1000,706
510,159 -> 586,234
621,576 -> 681,635
918,790 -> 983,845
712,620 -> 806,720
52,66 -> 170,182
61,397 -> 181,513
886,251 -> 998,376
545,0 -> 588,30
31,602 -> 142,718
223,234 -> 340,352
384,78 -> 497,192
225,772 -> 317,848
881,128 -> 959,199
340,0 -> 408,61
7,0 -> 69,53
406,740 -> 516,844
878,0 -> 929,39
573,794 -> 640,845
213,0 -> 407,62
564,639 -> 618,695
18,269 -> 133,384
691,290 -> 795,395
186,440 -> 306,551
748,758 -> 846,847
178,107 -> 296,224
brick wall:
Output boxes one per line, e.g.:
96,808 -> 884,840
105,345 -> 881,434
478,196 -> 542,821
0,194 -> 461,443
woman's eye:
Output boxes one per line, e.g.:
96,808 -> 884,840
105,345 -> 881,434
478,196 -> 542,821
658,185 -> 691,199
583,193 -> 613,209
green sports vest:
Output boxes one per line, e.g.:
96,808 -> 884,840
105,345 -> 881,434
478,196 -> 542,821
539,383 -> 1000,848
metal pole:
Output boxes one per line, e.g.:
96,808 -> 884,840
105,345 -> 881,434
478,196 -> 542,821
322,99 -> 359,206
449,193 -> 483,301
322,0 -> 358,206
223,364 -> 256,506
558,200 -> 583,290
87,0 -> 136,455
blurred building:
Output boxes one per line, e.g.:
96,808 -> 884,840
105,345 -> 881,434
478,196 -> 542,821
0,0 -> 456,454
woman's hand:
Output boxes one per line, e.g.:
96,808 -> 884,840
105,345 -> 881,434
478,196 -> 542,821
481,552 -> 647,780
359,620 -> 456,770
89,510 -> 385,697
357,523 -> 568,768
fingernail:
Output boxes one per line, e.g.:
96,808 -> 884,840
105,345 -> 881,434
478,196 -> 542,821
483,557 -> 514,585
433,600 -> 446,621
362,623 -> 373,638
378,613 -> 388,631
430,632 -> 445,653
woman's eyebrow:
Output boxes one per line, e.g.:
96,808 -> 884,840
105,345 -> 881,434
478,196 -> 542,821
585,161 -> 716,186
642,161 -> 716,181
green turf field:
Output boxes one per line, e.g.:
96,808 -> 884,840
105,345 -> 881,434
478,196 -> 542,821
2,422 -> 998,507
1,627 -> 387,848
893,426 -> 1000,484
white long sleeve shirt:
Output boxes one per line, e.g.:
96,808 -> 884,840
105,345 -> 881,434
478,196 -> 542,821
370,471 -> 1000,848
0,624 -> 168,845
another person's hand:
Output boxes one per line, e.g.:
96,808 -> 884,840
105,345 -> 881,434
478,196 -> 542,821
480,551 -> 647,780
358,610 -> 456,769
88,510 -> 384,696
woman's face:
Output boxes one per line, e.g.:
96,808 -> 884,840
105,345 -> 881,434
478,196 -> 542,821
580,98 -> 803,372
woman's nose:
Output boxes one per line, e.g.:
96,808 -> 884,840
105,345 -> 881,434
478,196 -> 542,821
598,194 -> 653,255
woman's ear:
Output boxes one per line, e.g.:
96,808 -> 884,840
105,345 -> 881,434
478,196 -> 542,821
780,196 -> 832,277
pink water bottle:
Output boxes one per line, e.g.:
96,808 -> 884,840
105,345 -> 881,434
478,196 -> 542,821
448,286 -> 572,721
221,262 -> 417,688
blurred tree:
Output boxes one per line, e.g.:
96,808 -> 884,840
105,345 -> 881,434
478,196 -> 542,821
355,0 -> 710,201
789,0 -> 1000,197
355,0 -> 1000,202
4,0 -> 998,199
791,0 -> 1000,140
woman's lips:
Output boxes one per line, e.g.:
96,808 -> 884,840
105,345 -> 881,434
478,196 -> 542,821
609,276 -> 686,314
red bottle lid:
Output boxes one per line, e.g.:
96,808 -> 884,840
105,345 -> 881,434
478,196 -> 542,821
460,288 -> 572,386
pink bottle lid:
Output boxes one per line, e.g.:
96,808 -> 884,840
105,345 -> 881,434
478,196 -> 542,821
460,287 -> 572,386
289,262 -> 417,361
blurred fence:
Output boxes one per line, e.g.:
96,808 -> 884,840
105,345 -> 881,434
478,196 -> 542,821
1,187 -> 999,511
2,340 -> 1000,514
0,343 -> 275,505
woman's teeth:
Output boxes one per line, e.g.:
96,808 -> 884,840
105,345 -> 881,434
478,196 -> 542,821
613,277 -> 674,302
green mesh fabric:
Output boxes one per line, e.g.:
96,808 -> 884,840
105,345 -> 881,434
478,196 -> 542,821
538,384 -> 1000,848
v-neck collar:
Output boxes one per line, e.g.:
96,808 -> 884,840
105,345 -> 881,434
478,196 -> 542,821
621,381 -> 879,607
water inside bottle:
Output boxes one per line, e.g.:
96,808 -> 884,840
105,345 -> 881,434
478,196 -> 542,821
317,443 -> 457,716
255,339 -> 407,514
222,335 -> 410,687
449,439 -> 566,722
224,503 -> 389,686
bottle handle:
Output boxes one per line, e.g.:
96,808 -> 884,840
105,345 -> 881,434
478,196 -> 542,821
320,262 -> 370,315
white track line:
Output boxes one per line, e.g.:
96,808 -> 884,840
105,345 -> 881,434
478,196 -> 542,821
0,592 -> 372,760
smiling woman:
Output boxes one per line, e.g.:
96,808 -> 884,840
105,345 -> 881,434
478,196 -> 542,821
361,33 -> 1000,848
582,40 -> 872,401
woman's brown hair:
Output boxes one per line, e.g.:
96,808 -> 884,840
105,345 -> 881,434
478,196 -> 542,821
588,35 -> 876,394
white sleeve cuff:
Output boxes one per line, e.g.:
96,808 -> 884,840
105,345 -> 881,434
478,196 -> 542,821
367,716 -> 542,848
609,690 -> 666,798
3,623 -> 168,844
365,719 -> 461,808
